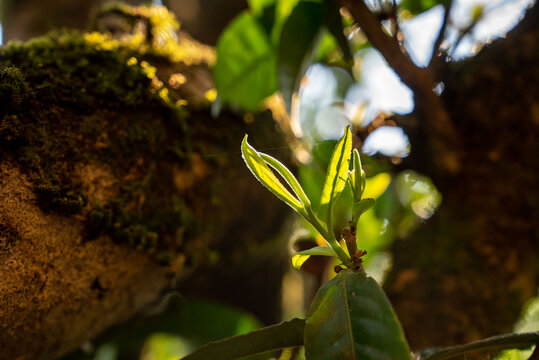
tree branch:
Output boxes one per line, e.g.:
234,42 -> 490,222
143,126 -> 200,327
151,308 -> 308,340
337,0 -> 460,174
429,0 -> 453,69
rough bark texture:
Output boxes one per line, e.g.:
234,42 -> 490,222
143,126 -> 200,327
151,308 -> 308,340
384,5 -> 539,349
0,15 -> 292,360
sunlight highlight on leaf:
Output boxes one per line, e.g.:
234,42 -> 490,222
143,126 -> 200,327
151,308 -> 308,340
318,126 -> 352,221
291,245 -> 338,269
241,136 -> 304,215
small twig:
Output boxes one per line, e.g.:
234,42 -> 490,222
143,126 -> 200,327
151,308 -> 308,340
337,0 -> 460,174
392,0 -> 400,43
428,0 -> 453,69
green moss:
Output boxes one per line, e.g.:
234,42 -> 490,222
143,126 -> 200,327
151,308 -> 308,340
0,13 -> 202,259
34,183 -> 88,215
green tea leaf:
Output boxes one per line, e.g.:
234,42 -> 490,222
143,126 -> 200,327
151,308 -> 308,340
241,135 -> 304,215
305,270 -> 411,360
277,1 -> 323,110
352,198 -> 375,224
260,153 -> 311,209
214,12 -> 278,110
182,318 -> 306,360
420,332 -> 539,360
318,126 -> 352,222
292,245 -> 338,269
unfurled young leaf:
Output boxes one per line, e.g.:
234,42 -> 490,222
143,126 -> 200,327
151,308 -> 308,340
292,245 -> 338,269
260,153 -> 311,210
318,126 -> 352,222
241,135 -> 306,216
242,128 -> 353,266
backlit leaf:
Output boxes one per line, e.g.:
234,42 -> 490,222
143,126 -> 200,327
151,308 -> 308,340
260,153 -> 311,209
241,136 -> 304,215
292,245 -> 338,269
305,270 -> 411,360
318,126 -> 352,222
214,12 -> 278,110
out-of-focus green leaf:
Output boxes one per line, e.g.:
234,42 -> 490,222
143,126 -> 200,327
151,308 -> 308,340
318,127 -> 352,222
394,170 -> 441,220
214,12 -> 278,110
277,1 -> 323,110
241,135 -> 305,215
400,0 -> 446,16
257,3 -> 277,36
471,4 -> 485,22
420,332 -> 539,360
304,270 -> 411,360
270,0 -> 301,43
61,298 -> 263,360
496,296 -> 539,359
362,172 -> 391,200
182,318 -> 306,360
322,0 -> 353,63
292,245 -> 338,269
248,0 -> 276,16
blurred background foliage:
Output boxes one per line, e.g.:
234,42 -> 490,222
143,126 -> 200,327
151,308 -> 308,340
0,0 -> 536,358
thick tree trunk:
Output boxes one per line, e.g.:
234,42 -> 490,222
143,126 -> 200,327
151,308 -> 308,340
385,5 -> 538,349
0,25 -> 292,359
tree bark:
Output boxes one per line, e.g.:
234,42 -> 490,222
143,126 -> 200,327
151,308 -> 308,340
383,4 -> 539,349
0,25 -> 292,360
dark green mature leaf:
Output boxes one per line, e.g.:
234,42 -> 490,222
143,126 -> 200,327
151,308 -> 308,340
318,126 -> 352,223
182,318 -> 306,360
277,0 -> 323,110
214,12 -> 278,110
420,332 -> 539,360
305,270 -> 411,360
400,0 -> 446,16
